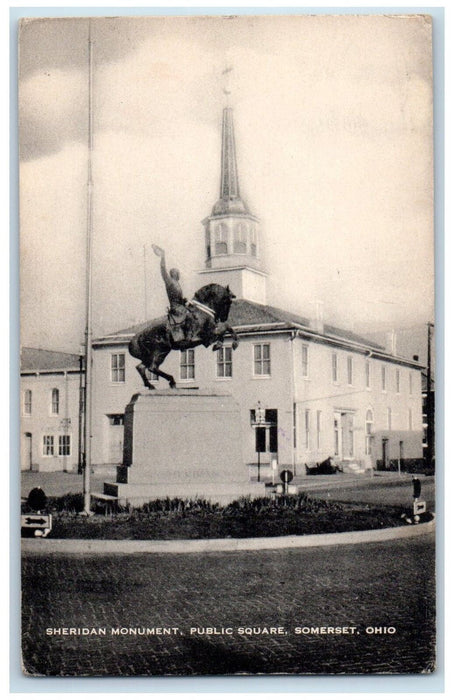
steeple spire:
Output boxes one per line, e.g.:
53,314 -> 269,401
200,100 -> 267,304
212,107 -> 249,216
220,108 -> 240,200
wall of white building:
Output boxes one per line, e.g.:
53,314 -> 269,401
20,371 -> 82,472
90,331 -> 423,477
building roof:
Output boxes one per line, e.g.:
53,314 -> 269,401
21,347 -> 81,372
96,298 -> 384,351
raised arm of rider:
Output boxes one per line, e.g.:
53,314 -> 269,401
159,254 -> 171,285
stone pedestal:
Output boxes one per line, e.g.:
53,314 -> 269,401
103,390 -> 265,506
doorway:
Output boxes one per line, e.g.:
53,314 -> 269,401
334,411 -> 354,460
382,438 -> 390,469
21,432 -> 32,471
107,414 -> 124,464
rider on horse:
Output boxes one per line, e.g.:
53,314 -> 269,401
152,244 -> 193,343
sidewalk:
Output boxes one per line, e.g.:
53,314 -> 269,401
291,471 -> 434,492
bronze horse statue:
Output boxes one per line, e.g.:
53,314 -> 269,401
129,283 -> 239,389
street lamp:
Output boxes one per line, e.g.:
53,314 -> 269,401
254,401 -> 266,482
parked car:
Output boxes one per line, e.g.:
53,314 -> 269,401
305,456 -> 343,475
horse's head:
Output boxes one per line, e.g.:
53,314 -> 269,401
194,283 -> 236,322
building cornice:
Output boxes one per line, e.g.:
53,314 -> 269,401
92,323 -> 424,370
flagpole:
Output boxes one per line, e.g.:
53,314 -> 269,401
83,18 -> 94,514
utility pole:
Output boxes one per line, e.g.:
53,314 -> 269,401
77,353 -> 84,475
143,244 -> 148,320
426,322 -> 434,468
83,19 -> 94,514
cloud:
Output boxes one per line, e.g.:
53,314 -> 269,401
19,68 -> 87,160
19,15 -> 434,351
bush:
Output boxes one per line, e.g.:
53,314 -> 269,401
42,492 -> 414,540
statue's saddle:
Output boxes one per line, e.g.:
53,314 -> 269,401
167,305 -> 192,343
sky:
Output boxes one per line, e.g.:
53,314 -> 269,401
19,14 -> 434,353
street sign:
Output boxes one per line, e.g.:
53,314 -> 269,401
280,469 -> 293,484
21,513 -> 52,537
413,500 -> 426,516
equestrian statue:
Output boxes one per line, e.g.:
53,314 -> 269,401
129,245 -> 239,389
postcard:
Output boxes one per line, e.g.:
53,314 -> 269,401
19,14 -> 435,677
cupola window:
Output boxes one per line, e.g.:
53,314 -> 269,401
250,225 -> 257,256
234,222 -> 248,254
214,223 -> 228,255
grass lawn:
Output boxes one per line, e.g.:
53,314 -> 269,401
22,493 -> 429,540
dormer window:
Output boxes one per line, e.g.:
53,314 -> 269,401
214,223 -> 228,255
250,225 -> 257,256
234,222 -> 247,254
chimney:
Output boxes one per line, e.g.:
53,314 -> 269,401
310,300 -> 324,334
385,330 -> 397,356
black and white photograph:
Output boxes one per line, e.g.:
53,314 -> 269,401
19,13 -> 436,678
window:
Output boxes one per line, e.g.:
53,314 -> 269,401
316,410 -> 322,449
409,372 -> 413,395
205,229 -> 211,259
250,225 -> 257,256
111,353 -> 125,383
51,388 -> 60,415
216,346 -> 232,378
347,356 -> 353,385
302,345 -> 309,377
234,222 -> 247,254
365,360 -> 371,388
365,409 -> 373,455
43,435 -> 54,456
254,344 -> 271,376
396,369 -> 400,393
180,349 -> 195,380
58,435 -> 71,456
408,408 -> 413,431
381,365 -> 386,391
305,409 -> 310,449
23,389 -> 32,415
387,407 -> 392,430
108,414 -> 124,426
332,353 -> 338,383
214,223 -> 228,255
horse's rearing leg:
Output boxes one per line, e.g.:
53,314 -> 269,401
147,346 -> 176,388
152,367 -> 176,389
136,363 -> 155,390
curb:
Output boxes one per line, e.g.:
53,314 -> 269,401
21,516 -> 435,555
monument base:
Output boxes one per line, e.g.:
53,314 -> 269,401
101,390 -> 266,506
103,480 -> 265,507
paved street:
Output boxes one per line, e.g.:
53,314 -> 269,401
21,469 -> 435,509
302,480 -> 436,512
21,468 -> 117,500
22,534 -> 435,676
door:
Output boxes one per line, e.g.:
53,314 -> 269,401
341,413 -> 354,458
334,412 -> 354,460
382,438 -> 389,469
107,415 -> 124,464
